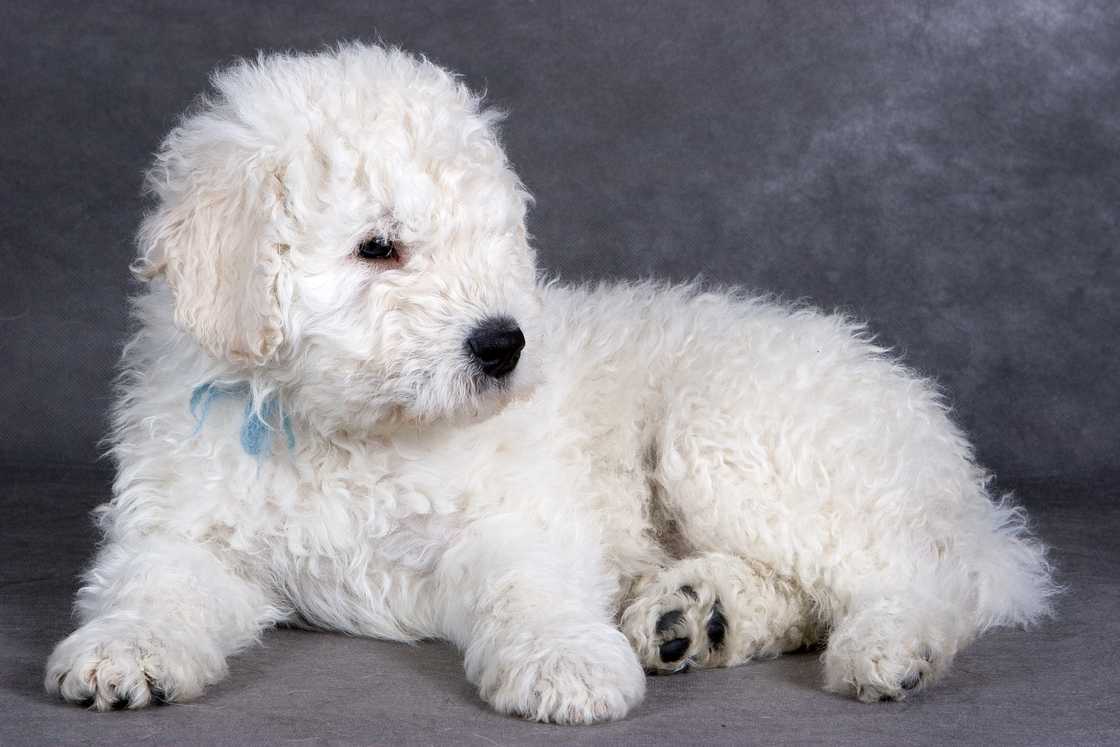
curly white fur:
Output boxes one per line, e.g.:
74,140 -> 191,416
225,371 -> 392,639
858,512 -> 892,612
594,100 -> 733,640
45,44 -> 1055,722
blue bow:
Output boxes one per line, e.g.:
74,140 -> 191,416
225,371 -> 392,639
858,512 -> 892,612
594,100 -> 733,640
189,381 -> 295,457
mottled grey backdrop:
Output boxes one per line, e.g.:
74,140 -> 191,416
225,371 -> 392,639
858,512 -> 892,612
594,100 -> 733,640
2,1 -> 1117,480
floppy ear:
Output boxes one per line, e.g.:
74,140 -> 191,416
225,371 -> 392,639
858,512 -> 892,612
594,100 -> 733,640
133,131 -> 287,367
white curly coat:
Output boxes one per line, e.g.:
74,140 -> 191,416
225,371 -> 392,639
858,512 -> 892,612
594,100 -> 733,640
45,44 -> 1054,723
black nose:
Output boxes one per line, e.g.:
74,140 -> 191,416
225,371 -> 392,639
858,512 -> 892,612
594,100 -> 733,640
466,318 -> 525,379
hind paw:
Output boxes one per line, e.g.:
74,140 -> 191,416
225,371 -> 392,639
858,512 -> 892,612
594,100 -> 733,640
620,577 -> 729,674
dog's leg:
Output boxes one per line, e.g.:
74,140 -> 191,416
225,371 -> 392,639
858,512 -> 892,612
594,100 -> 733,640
432,514 -> 646,724
619,553 -> 821,674
45,536 -> 282,710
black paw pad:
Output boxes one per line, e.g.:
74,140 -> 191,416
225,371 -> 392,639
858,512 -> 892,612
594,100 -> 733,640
706,603 -> 727,650
659,637 -> 690,662
901,672 -> 921,691
655,609 -> 685,634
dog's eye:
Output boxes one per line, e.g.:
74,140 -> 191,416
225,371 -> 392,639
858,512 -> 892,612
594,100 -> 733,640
356,236 -> 398,261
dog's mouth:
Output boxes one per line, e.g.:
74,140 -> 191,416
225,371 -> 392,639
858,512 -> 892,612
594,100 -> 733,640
470,365 -> 517,393
461,357 -> 538,417
386,361 -> 528,427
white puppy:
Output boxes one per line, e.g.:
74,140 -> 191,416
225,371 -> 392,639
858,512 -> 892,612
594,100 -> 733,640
45,44 -> 1054,723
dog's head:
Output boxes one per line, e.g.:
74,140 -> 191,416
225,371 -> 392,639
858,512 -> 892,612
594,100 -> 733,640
135,44 -> 541,432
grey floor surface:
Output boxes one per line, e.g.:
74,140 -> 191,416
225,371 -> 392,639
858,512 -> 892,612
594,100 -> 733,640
2,466 -> 1117,745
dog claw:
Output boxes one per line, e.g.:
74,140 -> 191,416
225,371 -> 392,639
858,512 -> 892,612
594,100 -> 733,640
706,604 -> 727,650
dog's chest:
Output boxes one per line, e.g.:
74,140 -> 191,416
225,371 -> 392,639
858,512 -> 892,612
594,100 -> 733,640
256,443 -> 461,564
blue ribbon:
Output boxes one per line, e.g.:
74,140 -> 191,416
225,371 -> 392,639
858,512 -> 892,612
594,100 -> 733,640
189,382 -> 295,457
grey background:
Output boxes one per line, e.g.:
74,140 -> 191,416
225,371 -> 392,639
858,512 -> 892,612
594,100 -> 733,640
1,1 -> 1118,744
3,0 -> 1119,480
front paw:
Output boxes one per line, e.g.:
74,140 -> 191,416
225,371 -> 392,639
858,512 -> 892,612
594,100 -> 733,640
475,623 -> 646,724
45,620 -> 221,710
